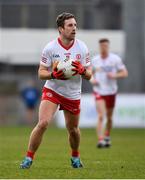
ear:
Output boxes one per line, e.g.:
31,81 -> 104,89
58,26 -> 63,33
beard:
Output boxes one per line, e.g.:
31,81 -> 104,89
65,33 -> 75,41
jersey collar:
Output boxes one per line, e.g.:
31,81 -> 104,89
58,37 -> 74,50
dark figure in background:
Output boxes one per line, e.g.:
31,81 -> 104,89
21,80 -> 40,124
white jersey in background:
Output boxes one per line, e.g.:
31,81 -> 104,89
91,53 -> 126,95
40,38 -> 90,100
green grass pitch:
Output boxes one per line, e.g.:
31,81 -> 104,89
0,127 -> 145,179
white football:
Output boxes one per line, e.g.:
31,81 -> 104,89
57,59 -> 74,78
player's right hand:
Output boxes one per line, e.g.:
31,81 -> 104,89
51,60 -> 68,80
51,67 -> 65,80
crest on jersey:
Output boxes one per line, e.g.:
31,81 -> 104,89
76,54 -> 81,60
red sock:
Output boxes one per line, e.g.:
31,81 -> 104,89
71,150 -> 80,157
26,151 -> 35,159
105,130 -> 110,137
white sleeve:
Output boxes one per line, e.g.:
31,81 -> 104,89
40,46 -> 52,67
116,56 -> 126,71
81,44 -> 90,67
91,57 -> 97,71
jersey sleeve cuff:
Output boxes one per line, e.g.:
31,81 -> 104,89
40,61 -> 49,67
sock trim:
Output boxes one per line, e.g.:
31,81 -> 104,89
26,151 -> 35,159
71,150 -> 80,157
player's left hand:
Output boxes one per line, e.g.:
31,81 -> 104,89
107,72 -> 117,79
71,61 -> 86,76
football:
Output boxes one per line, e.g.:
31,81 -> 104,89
57,59 -> 74,78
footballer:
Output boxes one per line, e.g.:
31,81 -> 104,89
90,38 -> 128,148
20,12 -> 92,169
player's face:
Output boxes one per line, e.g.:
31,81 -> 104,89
99,42 -> 109,55
60,18 -> 77,41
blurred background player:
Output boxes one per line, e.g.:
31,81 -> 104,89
20,12 -> 91,169
90,38 -> 128,148
20,80 -> 40,125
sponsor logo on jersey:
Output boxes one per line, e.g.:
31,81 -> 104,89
64,53 -> 71,59
64,53 -> 71,56
86,53 -> 90,64
52,54 -> 60,58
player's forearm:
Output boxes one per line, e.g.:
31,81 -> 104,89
38,69 -> 52,80
116,69 -> 128,79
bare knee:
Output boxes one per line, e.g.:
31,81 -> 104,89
67,127 -> 80,137
107,117 -> 112,123
37,119 -> 49,131
98,113 -> 104,122
106,109 -> 113,122
106,113 -> 113,123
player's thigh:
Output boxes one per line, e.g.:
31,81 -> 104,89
38,100 -> 58,124
63,110 -> 80,129
96,99 -> 106,117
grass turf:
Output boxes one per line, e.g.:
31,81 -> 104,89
0,126 -> 145,179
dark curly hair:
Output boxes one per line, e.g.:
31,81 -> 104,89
56,12 -> 75,28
